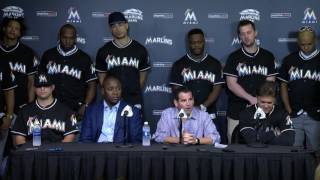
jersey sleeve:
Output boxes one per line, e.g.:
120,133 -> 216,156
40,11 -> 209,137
26,50 -> 39,75
277,58 -> 290,83
39,51 -> 49,73
84,57 -> 98,83
138,47 -> 151,72
2,65 -> 17,91
11,110 -> 28,136
223,55 -> 238,77
169,61 -> 184,86
95,47 -> 108,72
63,111 -> 79,136
278,112 -> 294,133
213,62 -> 225,85
266,54 -> 278,76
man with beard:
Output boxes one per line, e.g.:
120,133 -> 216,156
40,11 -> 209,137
0,17 -> 39,113
80,75 -> 142,143
224,20 -> 277,143
95,12 -> 150,109
40,24 -> 97,120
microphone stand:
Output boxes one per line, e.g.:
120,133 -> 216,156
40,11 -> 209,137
249,113 -> 267,148
179,113 -> 183,144
116,111 -> 133,148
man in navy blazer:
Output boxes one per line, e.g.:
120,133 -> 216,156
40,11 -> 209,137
80,75 -> 142,143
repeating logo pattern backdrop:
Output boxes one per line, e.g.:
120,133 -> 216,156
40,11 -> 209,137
1,0 -> 319,136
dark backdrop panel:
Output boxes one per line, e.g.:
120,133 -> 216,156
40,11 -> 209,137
1,0 -> 319,139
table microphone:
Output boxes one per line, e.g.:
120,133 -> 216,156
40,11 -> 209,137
178,109 -> 187,144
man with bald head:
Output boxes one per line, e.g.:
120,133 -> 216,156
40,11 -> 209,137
40,24 -> 97,120
278,26 -> 320,150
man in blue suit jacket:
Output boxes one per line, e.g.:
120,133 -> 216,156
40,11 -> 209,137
80,75 -> 142,143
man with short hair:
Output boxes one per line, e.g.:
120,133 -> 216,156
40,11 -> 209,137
278,26 -> 320,150
0,17 -> 39,113
239,81 -> 294,145
224,20 -> 277,143
40,24 -> 97,119
95,12 -> 150,109
170,28 -> 224,127
154,87 -> 220,145
80,75 -> 142,143
11,73 -> 79,145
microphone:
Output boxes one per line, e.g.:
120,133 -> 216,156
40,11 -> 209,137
254,107 -> 266,119
121,105 -> 133,117
178,109 -> 187,144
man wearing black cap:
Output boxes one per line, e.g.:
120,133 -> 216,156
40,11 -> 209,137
11,73 -> 79,145
95,11 -> 150,109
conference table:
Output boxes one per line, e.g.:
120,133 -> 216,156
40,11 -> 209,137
9,143 -> 317,180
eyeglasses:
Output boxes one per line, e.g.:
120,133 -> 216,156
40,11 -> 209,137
299,26 -> 314,32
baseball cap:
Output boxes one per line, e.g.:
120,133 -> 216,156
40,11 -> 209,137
34,73 -> 53,87
108,12 -> 127,26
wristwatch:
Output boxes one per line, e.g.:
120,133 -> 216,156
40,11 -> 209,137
5,114 -> 14,120
195,138 -> 200,145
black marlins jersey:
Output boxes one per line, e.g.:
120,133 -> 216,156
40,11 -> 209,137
11,99 -> 79,143
40,45 -> 97,111
0,42 -> 38,111
239,104 -> 294,145
278,50 -> 320,120
0,63 -> 17,112
95,39 -> 151,105
224,47 -> 277,119
170,53 -> 225,113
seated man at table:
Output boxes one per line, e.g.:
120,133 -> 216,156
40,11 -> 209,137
153,87 -> 220,145
239,81 -> 294,145
80,75 -> 142,143
11,73 -> 79,145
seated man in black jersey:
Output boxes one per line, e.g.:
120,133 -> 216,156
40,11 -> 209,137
11,73 -> 79,145
239,81 -> 294,146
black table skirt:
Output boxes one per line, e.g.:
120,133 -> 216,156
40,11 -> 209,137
9,143 -> 317,180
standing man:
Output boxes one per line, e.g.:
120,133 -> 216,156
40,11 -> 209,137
154,87 -> 220,145
278,26 -> 320,150
80,75 -> 142,143
0,63 -> 16,129
11,73 -> 79,145
0,17 -> 39,113
0,63 -> 16,168
224,20 -> 277,143
95,12 -> 150,109
170,28 -> 224,139
40,24 -> 97,119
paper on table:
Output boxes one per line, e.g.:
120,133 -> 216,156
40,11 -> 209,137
214,143 -> 228,149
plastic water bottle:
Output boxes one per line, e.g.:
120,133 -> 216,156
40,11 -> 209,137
142,121 -> 151,146
33,122 -> 41,146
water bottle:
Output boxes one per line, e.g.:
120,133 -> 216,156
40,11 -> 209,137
142,121 -> 151,146
33,122 -> 41,146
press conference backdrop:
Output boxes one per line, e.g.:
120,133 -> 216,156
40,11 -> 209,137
1,0 -> 319,140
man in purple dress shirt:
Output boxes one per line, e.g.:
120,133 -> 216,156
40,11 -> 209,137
154,87 -> 220,145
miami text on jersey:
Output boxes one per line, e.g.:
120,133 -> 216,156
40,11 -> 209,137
237,63 -> 268,77
27,117 -> 66,135
9,61 -> 26,74
105,55 -> 139,70
182,69 -> 216,83
47,62 -> 82,80
289,67 -> 320,81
